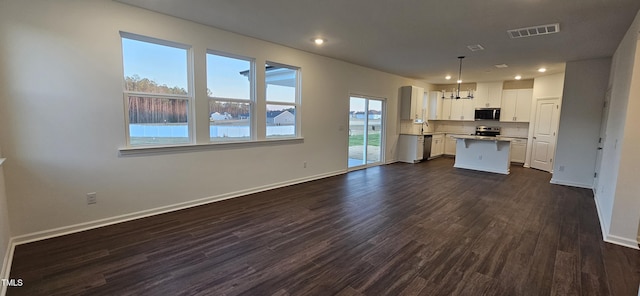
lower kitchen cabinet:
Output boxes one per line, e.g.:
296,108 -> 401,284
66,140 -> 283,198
510,138 -> 527,163
397,134 -> 425,163
430,134 -> 445,158
444,134 -> 457,155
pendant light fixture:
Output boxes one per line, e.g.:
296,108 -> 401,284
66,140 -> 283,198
442,56 -> 474,100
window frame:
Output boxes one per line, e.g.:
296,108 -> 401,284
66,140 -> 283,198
206,50 -> 256,142
265,61 -> 301,139
120,32 -> 194,148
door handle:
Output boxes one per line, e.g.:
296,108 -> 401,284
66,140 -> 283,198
597,147 -> 603,150
533,137 -> 536,139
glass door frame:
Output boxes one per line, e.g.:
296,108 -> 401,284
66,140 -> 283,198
348,94 -> 386,171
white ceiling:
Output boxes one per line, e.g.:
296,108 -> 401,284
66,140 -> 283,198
117,0 -> 640,84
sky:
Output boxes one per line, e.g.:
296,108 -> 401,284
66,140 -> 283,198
350,97 -> 383,112
122,37 -> 296,107
122,38 -> 188,90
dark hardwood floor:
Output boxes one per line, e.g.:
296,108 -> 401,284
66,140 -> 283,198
8,158 -> 640,295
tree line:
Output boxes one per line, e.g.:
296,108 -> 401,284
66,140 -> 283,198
126,75 -> 295,123
126,75 -> 188,124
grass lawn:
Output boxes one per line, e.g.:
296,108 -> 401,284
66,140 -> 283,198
349,133 -> 381,147
130,137 -> 190,146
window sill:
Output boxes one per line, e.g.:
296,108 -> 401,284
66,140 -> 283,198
119,137 -> 304,156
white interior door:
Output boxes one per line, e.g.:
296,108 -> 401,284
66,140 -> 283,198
531,98 -> 560,172
594,90 -> 610,191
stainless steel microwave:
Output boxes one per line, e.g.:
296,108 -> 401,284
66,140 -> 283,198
475,108 -> 500,121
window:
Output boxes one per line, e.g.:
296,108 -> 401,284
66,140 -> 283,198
207,52 -> 254,142
265,62 -> 300,138
119,32 -> 302,152
121,33 -> 192,147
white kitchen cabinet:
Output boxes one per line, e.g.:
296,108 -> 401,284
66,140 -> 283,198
500,89 -> 533,122
444,134 -> 458,155
398,134 -> 425,163
429,91 -> 458,120
441,96 -> 452,120
475,82 -> 503,108
448,99 -> 475,121
500,90 -> 517,121
462,99 -> 475,121
428,91 -> 443,120
400,85 -> 425,122
510,138 -> 527,163
450,99 -> 462,120
431,134 -> 445,158
430,90 -> 475,121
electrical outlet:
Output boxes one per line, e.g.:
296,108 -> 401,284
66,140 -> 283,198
86,192 -> 97,205
478,155 -> 483,160
303,161 -> 307,168
559,165 -> 565,172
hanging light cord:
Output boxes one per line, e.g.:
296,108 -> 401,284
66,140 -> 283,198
456,56 -> 464,99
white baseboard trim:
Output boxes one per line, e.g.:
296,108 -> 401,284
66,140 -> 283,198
0,238 -> 15,296
594,194 -> 609,241
594,193 -> 639,250
11,169 -> 346,246
604,233 -> 640,250
550,178 -> 593,189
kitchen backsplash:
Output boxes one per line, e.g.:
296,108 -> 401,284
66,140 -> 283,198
500,123 -> 529,137
433,121 -> 529,137
400,120 -> 433,134
400,120 -> 528,137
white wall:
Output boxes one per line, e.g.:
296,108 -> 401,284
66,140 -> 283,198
551,58 -> 611,188
524,73 -> 565,167
0,158 -> 11,281
595,9 -> 640,249
0,0 -> 430,238
613,39 -> 640,246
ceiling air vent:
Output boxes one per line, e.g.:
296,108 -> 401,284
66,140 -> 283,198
467,44 -> 484,51
508,23 -> 560,39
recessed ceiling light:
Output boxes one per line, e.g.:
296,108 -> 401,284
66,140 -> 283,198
445,75 -> 451,80
313,38 -> 325,45
495,64 -> 509,68
538,67 -> 547,72
515,75 -> 522,80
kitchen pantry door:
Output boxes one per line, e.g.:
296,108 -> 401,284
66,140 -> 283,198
531,98 -> 560,172
348,96 -> 385,169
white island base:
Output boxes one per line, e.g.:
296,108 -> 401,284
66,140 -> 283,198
452,136 -> 512,175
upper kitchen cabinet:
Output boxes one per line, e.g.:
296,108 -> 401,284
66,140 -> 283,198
441,94 -> 452,119
429,91 -> 474,121
474,82 -> 503,108
500,89 -> 533,122
400,85 -> 425,122
450,98 -> 475,121
428,91 -> 443,120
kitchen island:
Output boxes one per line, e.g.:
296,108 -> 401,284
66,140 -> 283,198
451,135 -> 512,174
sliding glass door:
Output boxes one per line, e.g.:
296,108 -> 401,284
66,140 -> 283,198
348,96 -> 384,169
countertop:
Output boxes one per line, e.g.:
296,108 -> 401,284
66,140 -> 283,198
399,132 -> 446,136
399,133 -> 528,139
496,135 -> 528,140
451,135 -> 513,141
